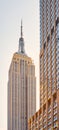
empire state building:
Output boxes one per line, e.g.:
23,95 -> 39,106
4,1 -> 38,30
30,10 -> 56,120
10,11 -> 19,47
8,21 -> 36,130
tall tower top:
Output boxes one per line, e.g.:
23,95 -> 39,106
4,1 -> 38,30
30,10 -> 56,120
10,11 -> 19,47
18,20 -> 25,54
21,20 -> 23,38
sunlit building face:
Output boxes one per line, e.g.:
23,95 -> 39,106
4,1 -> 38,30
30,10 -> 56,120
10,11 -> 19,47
28,0 -> 59,130
8,22 -> 36,130
40,0 -> 59,129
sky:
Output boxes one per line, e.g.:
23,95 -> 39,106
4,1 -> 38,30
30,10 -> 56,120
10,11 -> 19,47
0,0 -> 39,130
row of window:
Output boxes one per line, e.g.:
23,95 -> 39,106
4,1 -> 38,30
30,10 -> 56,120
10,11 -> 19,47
40,0 -> 59,48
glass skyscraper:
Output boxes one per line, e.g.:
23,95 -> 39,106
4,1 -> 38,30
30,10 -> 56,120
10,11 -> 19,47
28,0 -> 59,130
40,0 -> 59,129
40,0 -> 59,106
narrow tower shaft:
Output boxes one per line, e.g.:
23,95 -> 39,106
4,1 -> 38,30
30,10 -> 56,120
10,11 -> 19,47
19,21 -> 25,53
21,20 -> 23,38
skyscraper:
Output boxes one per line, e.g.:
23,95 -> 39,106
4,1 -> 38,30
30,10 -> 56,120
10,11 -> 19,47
8,21 -> 36,130
40,0 -> 59,129
28,0 -> 59,130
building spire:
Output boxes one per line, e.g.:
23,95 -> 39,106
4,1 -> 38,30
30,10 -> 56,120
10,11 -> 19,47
21,20 -> 23,38
18,20 -> 25,53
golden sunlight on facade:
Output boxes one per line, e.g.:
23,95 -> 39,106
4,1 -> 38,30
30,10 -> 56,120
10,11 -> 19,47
28,0 -> 59,130
8,22 -> 36,130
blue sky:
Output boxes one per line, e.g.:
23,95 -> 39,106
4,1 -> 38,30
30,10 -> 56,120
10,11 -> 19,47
0,0 -> 39,130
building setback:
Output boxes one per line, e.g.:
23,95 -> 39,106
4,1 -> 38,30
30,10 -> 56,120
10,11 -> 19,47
8,21 -> 36,130
28,0 -> 59,130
